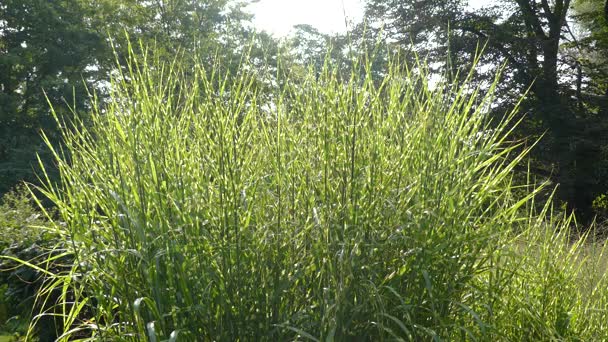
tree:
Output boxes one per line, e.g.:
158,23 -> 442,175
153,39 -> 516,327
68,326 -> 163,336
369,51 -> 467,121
572,0 -> 608,114
0,0 -> 107,195
362,0 -> 608,220
0,0 -> 259,195
81,0 -> 257,75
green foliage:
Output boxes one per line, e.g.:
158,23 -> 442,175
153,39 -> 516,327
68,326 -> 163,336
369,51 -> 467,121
0,0 -> 259,196
0,0 -> 106,195
592,193 -> 608,227
19,45 -> 608,340
593,194 -> 608,212
572,0 -> 608,110
361,0 -> 608,222
0,186 -> 58,340
488,226 -> 608,340
0,185 -> 51,259
84,0 -> 256,67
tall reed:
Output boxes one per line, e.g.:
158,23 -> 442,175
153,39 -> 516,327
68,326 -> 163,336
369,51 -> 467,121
24,45 -> 608,340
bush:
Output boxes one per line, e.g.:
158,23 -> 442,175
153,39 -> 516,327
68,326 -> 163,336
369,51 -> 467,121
0,185 -> 60,340
25,49 -> 608,340
0,186 -> 50,251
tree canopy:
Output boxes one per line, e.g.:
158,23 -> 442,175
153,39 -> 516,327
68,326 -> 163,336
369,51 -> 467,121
0,0 -> 256,195
1,0 -> 608,219
362,0 -> 608,220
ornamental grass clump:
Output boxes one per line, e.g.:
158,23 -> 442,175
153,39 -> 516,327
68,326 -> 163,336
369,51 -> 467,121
25,46 -> 608,340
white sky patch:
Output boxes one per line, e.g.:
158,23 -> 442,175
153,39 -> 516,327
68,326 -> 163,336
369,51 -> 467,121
468,0 -> 490,10
249,0 -> 492,37
248,0 -> 365,37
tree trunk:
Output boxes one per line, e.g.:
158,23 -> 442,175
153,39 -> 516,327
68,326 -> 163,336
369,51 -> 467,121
515,0 -> 584,213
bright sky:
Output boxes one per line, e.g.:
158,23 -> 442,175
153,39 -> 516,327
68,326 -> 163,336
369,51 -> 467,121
248,0 -> 489,37
248,0 -> 365,37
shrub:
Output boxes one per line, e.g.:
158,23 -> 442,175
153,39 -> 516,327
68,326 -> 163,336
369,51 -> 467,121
0,185 -> 60,340
0,185 -> 50,252
24,48 -> 608,340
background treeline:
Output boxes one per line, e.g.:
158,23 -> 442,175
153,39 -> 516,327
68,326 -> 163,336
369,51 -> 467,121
0,0 -> 262,195
1,0 -> 607,221
0,0 -> 607,339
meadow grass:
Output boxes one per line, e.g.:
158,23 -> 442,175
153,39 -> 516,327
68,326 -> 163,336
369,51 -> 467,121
20,47 -> 608,340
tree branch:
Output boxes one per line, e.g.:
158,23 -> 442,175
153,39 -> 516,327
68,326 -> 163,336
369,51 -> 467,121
460,24 -> 530,81
557,0 -> 571,27
514,0 -> 547,38
540,0 -> 555,21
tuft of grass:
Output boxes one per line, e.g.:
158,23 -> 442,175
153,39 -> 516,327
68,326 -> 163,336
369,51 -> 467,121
18,44 -> 608,340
